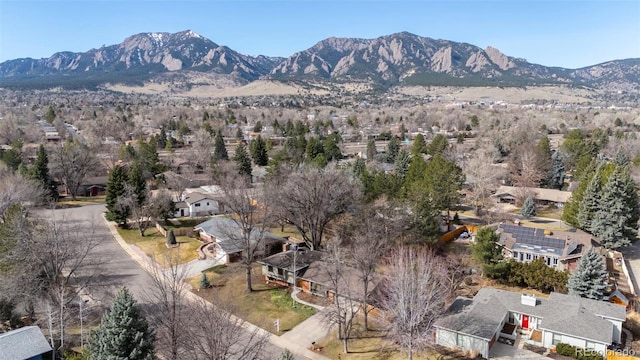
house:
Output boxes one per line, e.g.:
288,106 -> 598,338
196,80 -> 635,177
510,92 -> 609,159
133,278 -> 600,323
0,326 -> 53,360
194,216 -> 284,263
77,176 -> 108,197
435,287 -> 626,359
259,249 -> 374,302
177,192 -> 224,218
492,186 -> 572,208
497,223 -> 603,272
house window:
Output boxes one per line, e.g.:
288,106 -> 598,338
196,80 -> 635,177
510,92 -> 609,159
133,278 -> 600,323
206,202 -> 210,206
552,333 -> 562,345
553,258 -> 558,265
268,265 -> 273,273
546,257 -> 551,266
586,341 -> 595,350
526,253 -> 532,260
513,251 -> 518,259
457,333 -> 467,346
194,203 -> 201,207
277,268 -> 284,276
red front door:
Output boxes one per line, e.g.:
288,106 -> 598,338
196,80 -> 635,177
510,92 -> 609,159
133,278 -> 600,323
522,315 -> 529,328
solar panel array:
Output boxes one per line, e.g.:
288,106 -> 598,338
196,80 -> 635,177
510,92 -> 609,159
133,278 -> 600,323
500,224 -> 565,249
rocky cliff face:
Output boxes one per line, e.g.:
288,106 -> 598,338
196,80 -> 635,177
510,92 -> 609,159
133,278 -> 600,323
1,30 -> 637,91
0,30 -> 281,82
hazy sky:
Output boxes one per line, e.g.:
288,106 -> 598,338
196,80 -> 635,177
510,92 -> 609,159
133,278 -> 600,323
1,0 -> 638,68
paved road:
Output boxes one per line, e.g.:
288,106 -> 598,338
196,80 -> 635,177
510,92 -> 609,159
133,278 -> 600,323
42,204 -> 300,360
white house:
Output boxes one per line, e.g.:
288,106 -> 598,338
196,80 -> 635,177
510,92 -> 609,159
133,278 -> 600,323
435,287 -> 625,358
174,192 -> 224,218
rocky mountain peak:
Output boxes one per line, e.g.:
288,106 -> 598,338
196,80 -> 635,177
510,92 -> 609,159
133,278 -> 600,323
485,46 -> 515,70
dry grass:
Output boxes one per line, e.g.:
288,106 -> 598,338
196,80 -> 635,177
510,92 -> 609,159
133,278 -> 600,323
398,85 -> 597,103
188,263 -> 316,335
316,321 -> 462,360
116,227 -> 200,266
56,195 -> 106,208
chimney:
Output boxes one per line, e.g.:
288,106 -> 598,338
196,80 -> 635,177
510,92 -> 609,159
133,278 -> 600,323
521,293 -> 536,307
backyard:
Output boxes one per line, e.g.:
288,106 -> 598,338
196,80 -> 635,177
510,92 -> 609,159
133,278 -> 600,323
188,263 -> 316,335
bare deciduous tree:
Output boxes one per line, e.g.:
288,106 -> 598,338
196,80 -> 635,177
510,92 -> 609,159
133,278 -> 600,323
269,165 -> 359,250
145,252 -> 190,360
116,183 -> 152,237
186,296 -> 269,360
219,170 -> 273,292
0,168 -> 44,221
378,247 -> 450,360
323,238 -> 358,354
509,143 -> 545,197
463,148 -> 504,213
50,140 -> 99,200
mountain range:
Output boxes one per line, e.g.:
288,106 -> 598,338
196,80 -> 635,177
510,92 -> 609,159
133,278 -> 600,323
1,30 -> 638,91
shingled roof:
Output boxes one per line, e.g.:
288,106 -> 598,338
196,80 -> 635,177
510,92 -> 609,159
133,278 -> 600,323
0,326 -> 52,360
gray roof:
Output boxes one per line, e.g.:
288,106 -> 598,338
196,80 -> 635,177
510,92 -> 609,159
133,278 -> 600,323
436,287 -> 626,344
195,216 -> 285,254
184,192 -> 217,205
0,326 -> 52,360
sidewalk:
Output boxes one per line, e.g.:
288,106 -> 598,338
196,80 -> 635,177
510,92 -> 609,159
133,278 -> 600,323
103,215 -> 329,360
280,309 -> 332,353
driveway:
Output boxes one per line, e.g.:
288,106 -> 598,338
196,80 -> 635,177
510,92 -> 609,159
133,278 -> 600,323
489,337 -> 548,359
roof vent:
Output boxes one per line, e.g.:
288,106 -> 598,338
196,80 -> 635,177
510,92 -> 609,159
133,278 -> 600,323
521,293 -> 536,307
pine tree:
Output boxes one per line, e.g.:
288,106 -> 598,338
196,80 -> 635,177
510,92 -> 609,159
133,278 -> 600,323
567,248 -> 607,300
128,162 -> 147,206
88,288 -> 155,360
427,134 -> 448,157
577,169 -> 602,233
546,151 -> 565,189
105,165 -> 129,225
166,229 -> 177,246
591,166 -> 638,249
562,159 -> 597,227
277,349 -> 295,360
385,136 -> 400,163
393,149 -> 411,179
30,144 -> 56,200
199,273 -> 211,289
44,106 -> 56,122
520,196 -> 536,218
411,134 -> 427,155
366,139 -> 377,161
213,130 -> 228,161
233,142 -> 252,178
249,135 -> 269,166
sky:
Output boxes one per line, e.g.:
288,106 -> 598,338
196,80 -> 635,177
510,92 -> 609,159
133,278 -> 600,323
0,0 -> 639,69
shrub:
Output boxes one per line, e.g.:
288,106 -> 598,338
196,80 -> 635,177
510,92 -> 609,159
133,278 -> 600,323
555,343 -> 603,360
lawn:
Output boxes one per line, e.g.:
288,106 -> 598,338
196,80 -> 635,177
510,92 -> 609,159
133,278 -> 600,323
316,321 -> 460,360
116,227 -> 200,266
188,263 -> 316,335
56,195 -> 106,208
267,224 -> 301,238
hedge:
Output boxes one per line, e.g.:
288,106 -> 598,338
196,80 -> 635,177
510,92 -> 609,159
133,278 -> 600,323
556,343 -> 603,360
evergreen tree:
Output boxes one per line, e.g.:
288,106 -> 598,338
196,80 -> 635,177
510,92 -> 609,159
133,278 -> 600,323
235,127 -> 244,139
305,137 -> 324,160
411,134 -> 427,155
233,142 -> 252,178
472,227 -> 504,276
105,165 -> 129,225
393,149 -> 411,179
420,155 -> 465,227
30,144 -> 56,200
567,248 -> 607,300
166,229 -> 177,246
366,139 -> 377,161
385,136 -> 400,163
591,167 -> 638,249
577,169 -> 602,233
88,288 -> 155,360
157,128 -> 167,150
404,154 -> 427,191
546,151 -> 565,189
562,159 -> 597,227
199,273 -> 211,289
323,133 -> 342,161
277,349 -> 295,360
427,134 -> 448,157
213,130 -> 228,161
128,162 -> 147,206
249,135 -> 269,166
520,196 -> 536,218
44,106 -> 56,122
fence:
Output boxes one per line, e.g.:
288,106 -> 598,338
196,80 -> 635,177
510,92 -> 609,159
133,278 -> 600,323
155,222 -> 194,237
